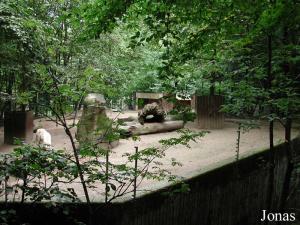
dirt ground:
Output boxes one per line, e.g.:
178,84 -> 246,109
0,110 -> 298,202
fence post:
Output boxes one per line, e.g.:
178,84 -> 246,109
236,122 -> 241,161
105,146 -> 110,203
3,155 -> 7,203
133,146 -> 138,199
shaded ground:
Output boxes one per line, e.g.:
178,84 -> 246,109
0,110 -> 298,202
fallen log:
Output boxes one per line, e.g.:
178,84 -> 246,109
117,116 -> 136,123
120,120 -> 184,136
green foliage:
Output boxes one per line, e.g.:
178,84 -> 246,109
0,143 -> 80,203
1,127 -> 207,208
0,0 -> 50,110
0,0 -> 299,118
0,2 -> 299,222
239,120 -> 260,134
159,129 -> 208,148
169,104 -> 197,124
75,127 -> 207,202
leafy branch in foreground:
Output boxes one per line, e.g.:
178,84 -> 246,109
0,127 -> 208,205
0,143 -> 80,203
80,129 -> 208,202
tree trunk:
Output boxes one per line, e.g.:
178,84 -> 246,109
65,128 -> 90,203
209,85 -> 215,96
65,127 -> 93,225
266,34 -> 275,224
120,120 -> 184,136
6,73 -> 14,111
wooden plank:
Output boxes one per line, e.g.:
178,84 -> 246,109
4,111 -> 34,144
196,95 -> 224,129
136,92 -> 164,99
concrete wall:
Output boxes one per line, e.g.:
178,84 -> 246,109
1,136 -> 300,225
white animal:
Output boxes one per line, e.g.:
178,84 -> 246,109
34,128 -> 52,149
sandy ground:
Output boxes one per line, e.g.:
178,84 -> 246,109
0,110 -> 299,202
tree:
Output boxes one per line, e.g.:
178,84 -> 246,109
0,0 -> 49,113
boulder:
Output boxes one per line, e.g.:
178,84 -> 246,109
76,93 -> 118,149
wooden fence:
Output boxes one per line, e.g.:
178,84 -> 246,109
1,136 -> 299,225
196,95 -> 224,129
4,111 -> 33,144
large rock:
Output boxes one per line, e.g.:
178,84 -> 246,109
76,94 -> 117,149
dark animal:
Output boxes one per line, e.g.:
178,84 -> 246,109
138,102 -> 165,125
